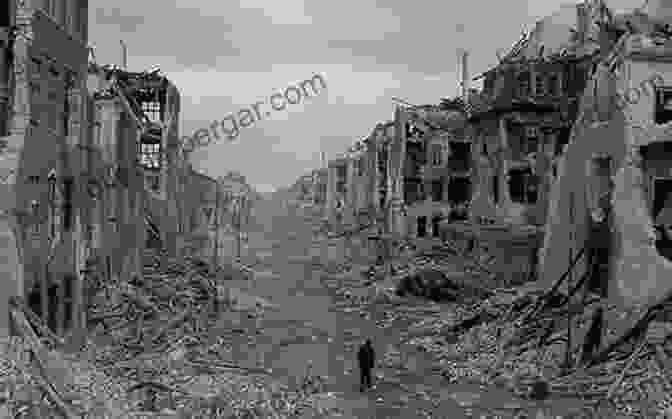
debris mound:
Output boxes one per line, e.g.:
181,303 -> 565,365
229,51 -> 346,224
1,251 -> 323,418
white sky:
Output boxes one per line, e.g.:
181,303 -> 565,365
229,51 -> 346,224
89,0 -> 645,193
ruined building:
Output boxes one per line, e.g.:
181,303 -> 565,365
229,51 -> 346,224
346,141 -> 369,226
395,99 -> 472,239
311,167 -> 327,207
326,155 -> 348,226
93,66 -> 189,261
364,121 -> 394,219
0,0 -> 91,337
437,0 -> 611,285
467,1 -> 605,226
540,2 -> 672,310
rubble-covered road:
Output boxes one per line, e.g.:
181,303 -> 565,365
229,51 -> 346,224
226,199 -> 594,418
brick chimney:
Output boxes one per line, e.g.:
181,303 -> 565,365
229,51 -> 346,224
461,51 -> 469,103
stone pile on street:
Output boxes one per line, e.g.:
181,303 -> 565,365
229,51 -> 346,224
1,251 -> 333,418
402,280 -> 672,417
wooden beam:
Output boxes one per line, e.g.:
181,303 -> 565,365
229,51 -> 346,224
9,301 -> 77,418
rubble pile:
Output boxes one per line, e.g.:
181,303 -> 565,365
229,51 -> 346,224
1,252 -> 332,418
405,284 -> 672,417
395,268 -> 493,302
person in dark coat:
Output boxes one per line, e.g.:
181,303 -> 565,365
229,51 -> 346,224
357,339 -> 375,392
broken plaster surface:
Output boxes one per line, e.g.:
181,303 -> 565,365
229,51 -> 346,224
611,144 -> 672,305
541,48 -> 672,307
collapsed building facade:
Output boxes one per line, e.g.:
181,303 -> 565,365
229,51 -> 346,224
440,0 -> 611,285
217,171 -> 254,260
540,1 -> 672,310
346,142 -> 370,226
0,1 -> 236,338
311,167 -> 327,207
326,155 -> 349,226
393,99 -> 472,240
364,121 -> 394,219
0,0 -> 90,337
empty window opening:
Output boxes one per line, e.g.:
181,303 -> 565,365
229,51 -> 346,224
523,127 -> 539,155
404,180 -> 423,204
448,142 -> 470,172
492,175 -> 500,203
406,141 -> 426,170
147,174 -> 160,192
417,216 -> 427,238
141,101 -> 161,123
535,74 -> 545,96
432,215 -> 441,238
406,122 -> 424,139
141,142 -> 161,170
653,178 -> 672,225
448,177 -> 471,205
517,71 -> 530,97
509,168 -> 538,204
0,3 -> 9,26
430,180 -> 443,201
548,74 -> 559,96
655,87 -> 672,125
555,127 -> 571,156
431,143 -> 443,166
62,177 -> 74,231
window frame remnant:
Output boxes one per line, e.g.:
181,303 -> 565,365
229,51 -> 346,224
430,143 -> 443,167
430,179 -> 443,201
535,73 -> 545,96
140,142 -> 161,170
141,100 -> 161,123
509,167 -> 538,204
517,71 -> 530,98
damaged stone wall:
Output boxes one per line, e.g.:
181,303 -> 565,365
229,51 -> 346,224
540,37 -> 672,308
469,122 -> 499,222
539,59 -> 627,296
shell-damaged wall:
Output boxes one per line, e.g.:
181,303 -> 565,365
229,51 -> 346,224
610,56 -> 672,308
540,36 -> 672,308
539,65 -> 626,296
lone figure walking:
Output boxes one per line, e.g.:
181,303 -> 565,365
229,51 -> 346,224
357,339 -> 375,392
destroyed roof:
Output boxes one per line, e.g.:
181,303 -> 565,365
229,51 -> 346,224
402,100 -> 468,135
477,1 -> 605,79
190,168 -> 218,183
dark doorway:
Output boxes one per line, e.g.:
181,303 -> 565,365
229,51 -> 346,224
432,215 -> 441,238
417,216 -> 427,238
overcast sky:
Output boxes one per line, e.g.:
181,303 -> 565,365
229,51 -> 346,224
89,0 -> 643,193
